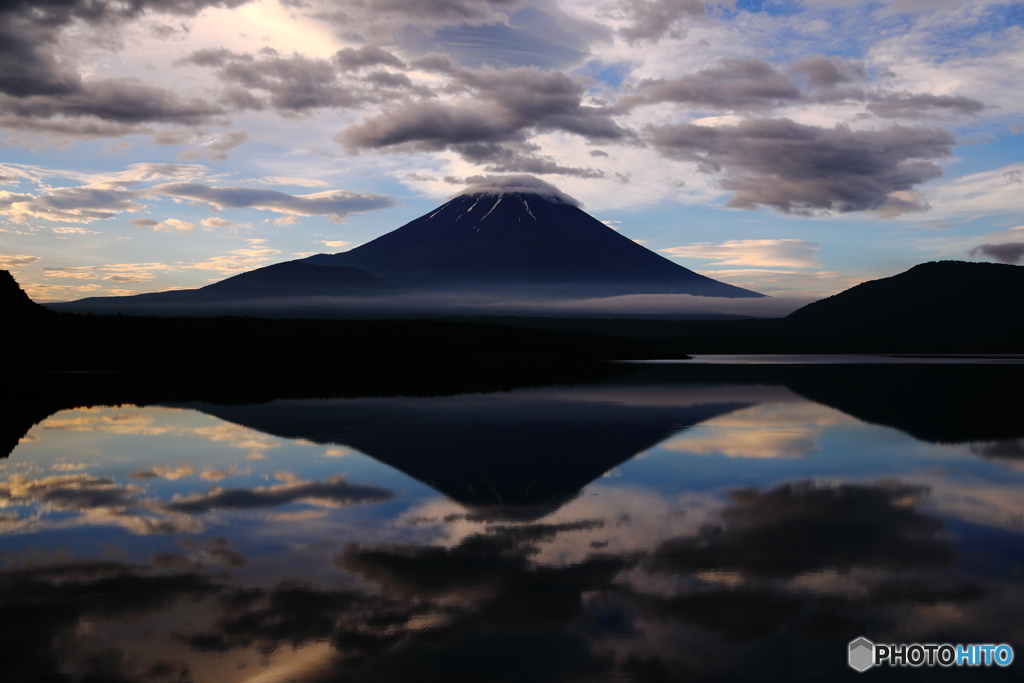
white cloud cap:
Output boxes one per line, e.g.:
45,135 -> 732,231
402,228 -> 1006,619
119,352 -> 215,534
454,175 -> 580,207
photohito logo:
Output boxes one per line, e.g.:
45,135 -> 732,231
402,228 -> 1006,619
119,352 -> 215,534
848,637 -> 1014,671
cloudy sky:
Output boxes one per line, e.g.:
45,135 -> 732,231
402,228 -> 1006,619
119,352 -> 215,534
1,0 -> 1022,302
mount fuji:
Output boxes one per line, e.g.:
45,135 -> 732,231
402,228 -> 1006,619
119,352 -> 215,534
305,176 -> 761,298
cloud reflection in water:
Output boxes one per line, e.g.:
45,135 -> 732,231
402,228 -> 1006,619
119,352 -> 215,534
3,373 -> 1024,681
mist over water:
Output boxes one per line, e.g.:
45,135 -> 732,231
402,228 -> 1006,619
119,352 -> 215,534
3,362 -> 1023,682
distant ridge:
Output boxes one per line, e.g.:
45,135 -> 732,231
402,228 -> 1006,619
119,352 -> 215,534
785,260 -> 1024,338
49,261 -> 392,314
305,175 -> 761,298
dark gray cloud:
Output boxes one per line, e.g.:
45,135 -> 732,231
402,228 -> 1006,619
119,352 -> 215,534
620,58 -> 802,111
311,1 -> 607,73
866,92 -> 987,119
176,48 -> 418,113
618,55 -> 984,123
648,117 -> 955,214
0,557 -> 220,681
333,45 -> 406,71
312,0 -> 524,37
0,115 -> 150,142
969,242 -> 1024,264
217,54 -> 365,111
789,54 -> 865,88
1,78 -> 222,124
0,474 -> 139,510
363,71 -> 416,90
159,474 -> 392,512
651,481 -> 954,578
617,0 -> 706,44
148,182 -> 396,220
970,439 -> 1024,461
0,0 -> 244,134
339,63 -> 627,166
174,47 -> 249,68
370,0 -> 522,22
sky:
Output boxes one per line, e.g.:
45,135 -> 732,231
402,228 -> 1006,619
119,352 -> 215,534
0,0 -> 1022,303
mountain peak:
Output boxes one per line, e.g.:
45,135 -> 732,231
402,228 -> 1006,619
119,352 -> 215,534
454,174 -> 580,207
305,181 -> 762,298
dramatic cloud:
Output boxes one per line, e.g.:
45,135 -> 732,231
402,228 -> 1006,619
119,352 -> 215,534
865,92 -> 987,119
158,473 -> 393,512
648,118 -> 955,214
616,0 -> 706,44
789,54 -> 865,89
176,45 -> 418,115
339,63 -> 627,162
214,53 -> 370,112
148,182 -> 396,221
969,242 -> 1024,264
0,79 -> 223,125
3,186 -> 146,223
620,58 -> 802,111
660,239 -> 823,268
333,45 -> 406,71
0,473 -> 140,510
0,4 -> 225,133
650,481 -> 953,578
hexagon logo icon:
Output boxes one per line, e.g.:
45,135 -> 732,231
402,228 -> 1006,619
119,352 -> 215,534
849,637 -> 875,672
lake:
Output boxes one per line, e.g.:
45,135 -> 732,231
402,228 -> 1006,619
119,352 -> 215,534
3,360 -> 1022,681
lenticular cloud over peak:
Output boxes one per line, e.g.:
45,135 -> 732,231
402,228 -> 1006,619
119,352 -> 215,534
454,175 -> 580,207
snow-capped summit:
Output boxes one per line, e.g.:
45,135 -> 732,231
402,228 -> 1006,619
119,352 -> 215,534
454,174 -> 580,207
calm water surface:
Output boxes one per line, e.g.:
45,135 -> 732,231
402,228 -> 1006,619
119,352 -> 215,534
3,362 -> 1023,681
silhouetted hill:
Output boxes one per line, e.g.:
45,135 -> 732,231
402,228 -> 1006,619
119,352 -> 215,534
1,269 -> 53,320
785,260 -> 1024,339
305,176 -> 761,298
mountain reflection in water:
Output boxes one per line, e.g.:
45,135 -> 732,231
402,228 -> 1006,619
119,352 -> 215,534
2,363 -> 1024,682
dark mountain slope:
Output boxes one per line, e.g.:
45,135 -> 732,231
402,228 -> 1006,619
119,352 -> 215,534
191,260 -> 393,297
1,269 -> 53,320
50,261 -> 392,314
305,178 -> 760,298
